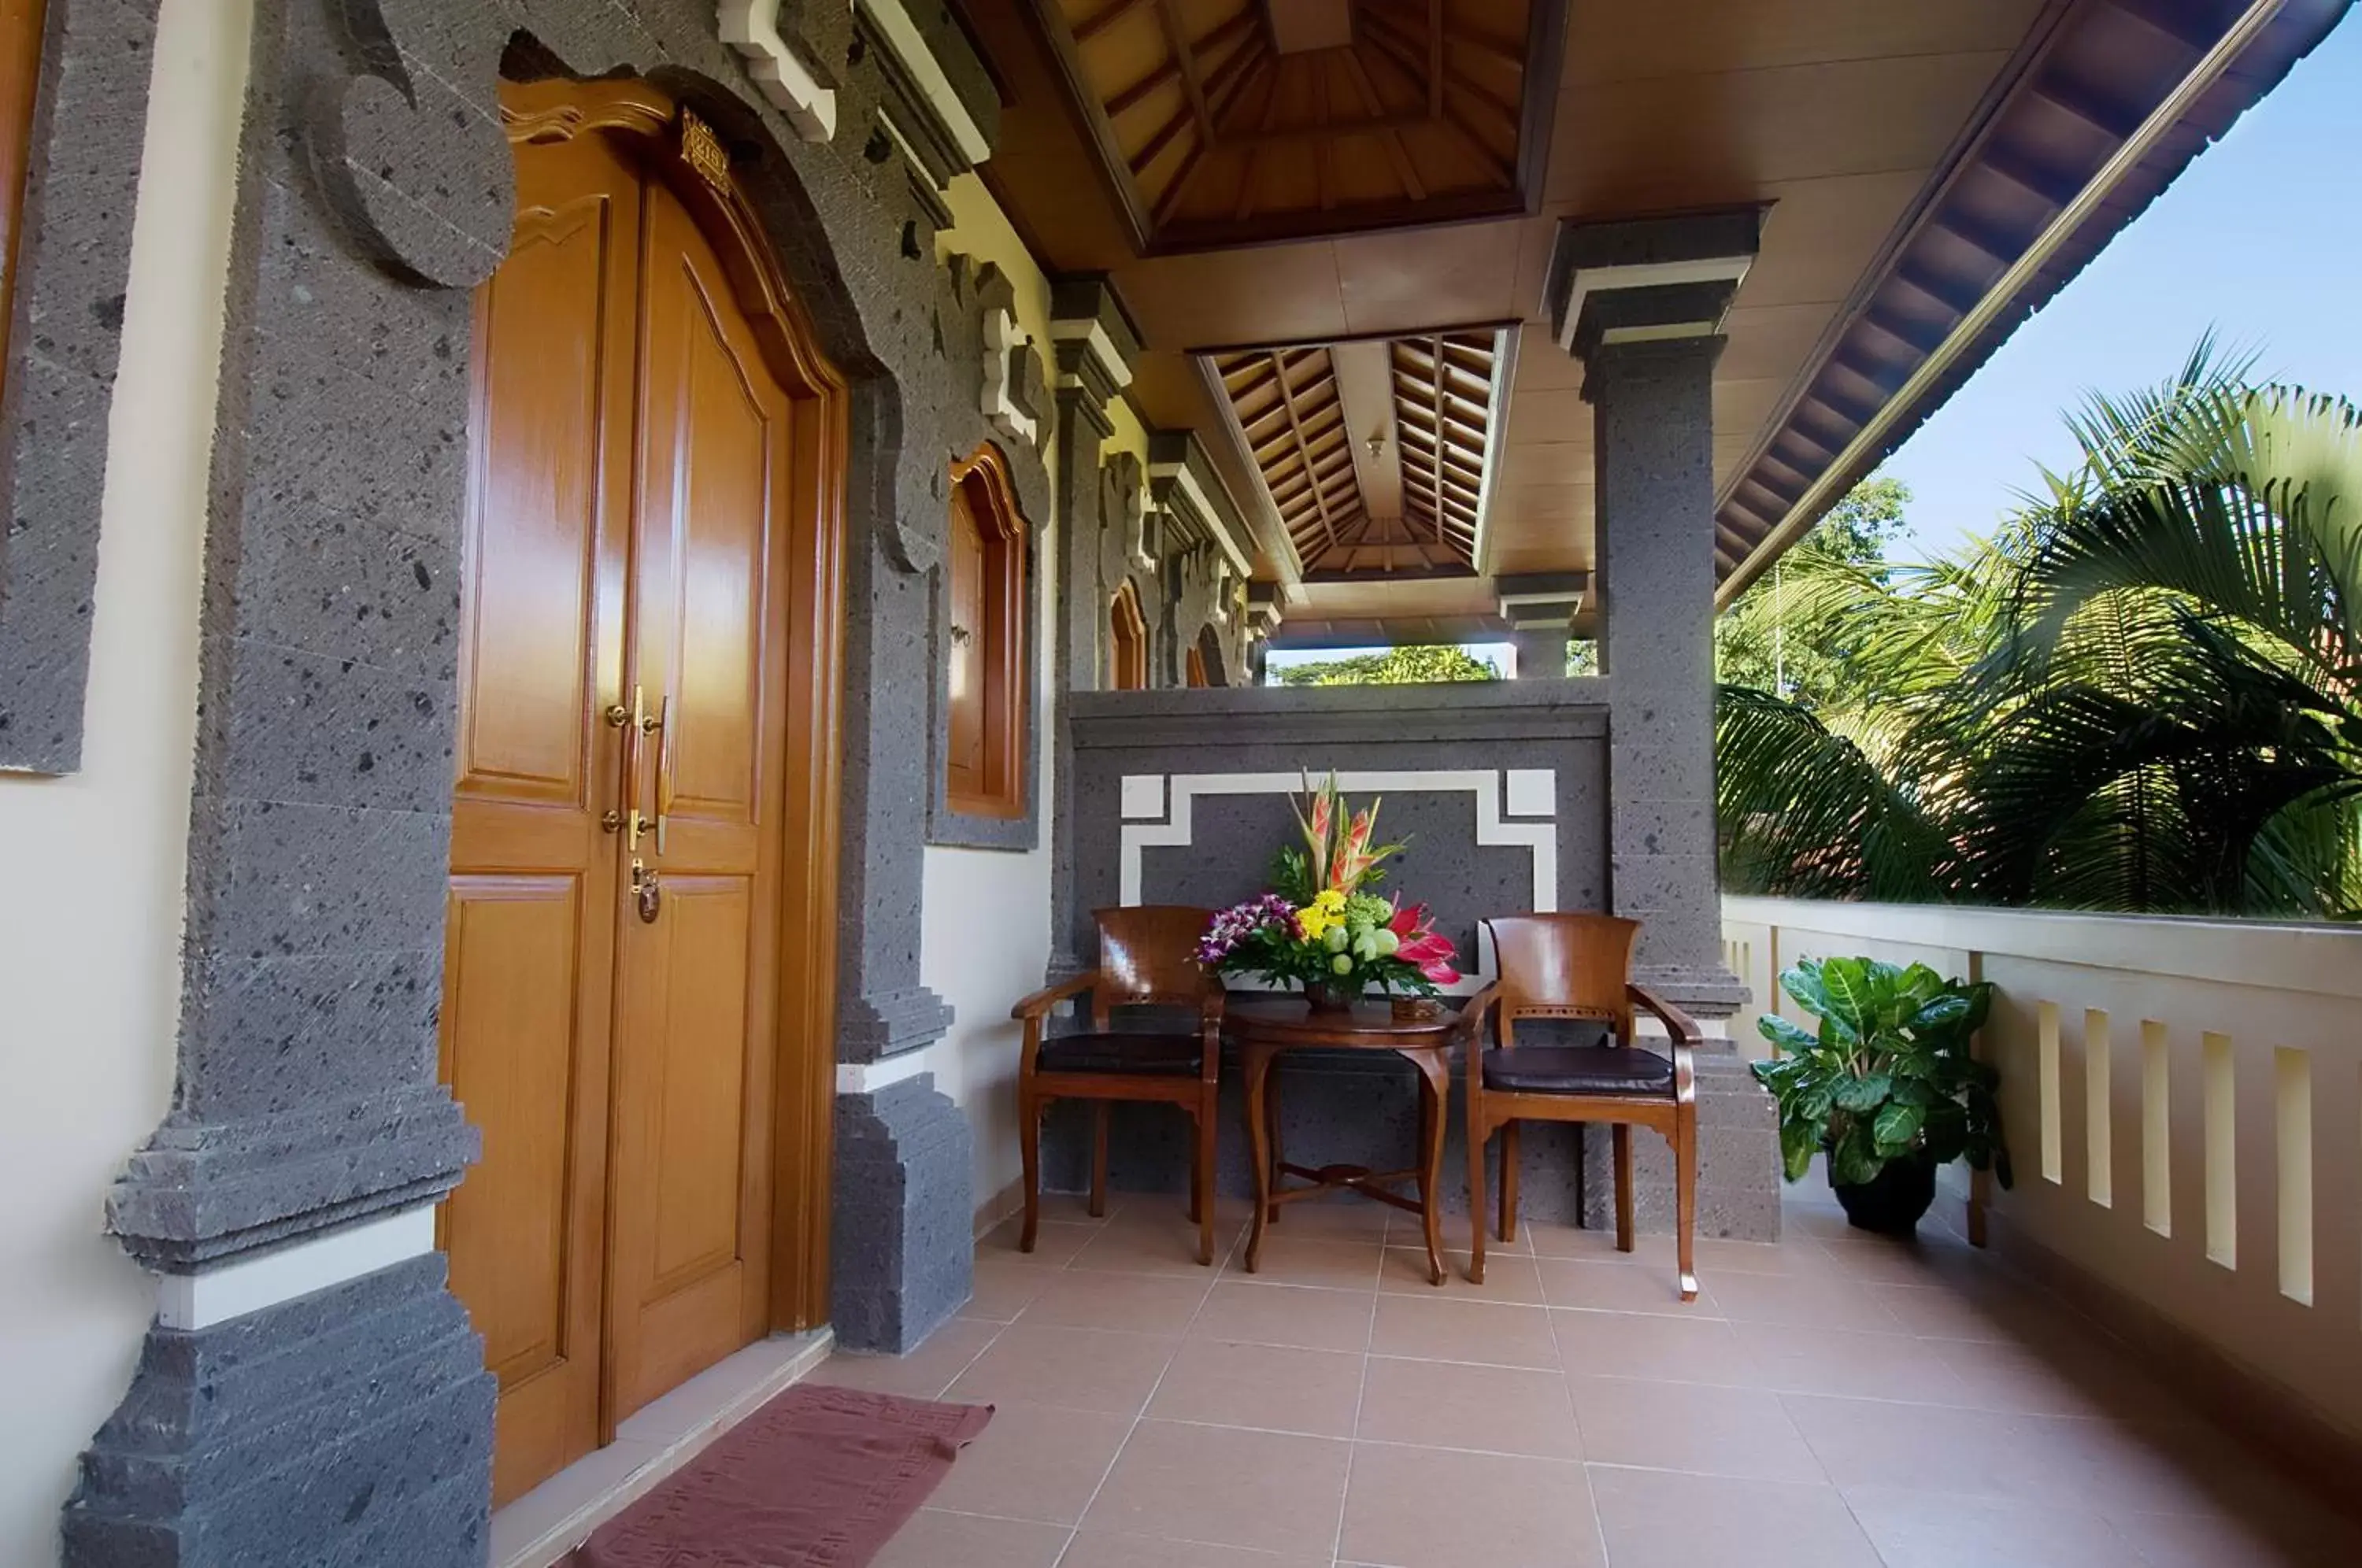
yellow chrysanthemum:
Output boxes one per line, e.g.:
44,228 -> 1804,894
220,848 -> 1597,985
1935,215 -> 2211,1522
1295,889 -> 1347,938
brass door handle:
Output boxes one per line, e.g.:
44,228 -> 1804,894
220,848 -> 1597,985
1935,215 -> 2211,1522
651,694 -> 674,856
630,857 -> 661,923
604,685 -> 653,849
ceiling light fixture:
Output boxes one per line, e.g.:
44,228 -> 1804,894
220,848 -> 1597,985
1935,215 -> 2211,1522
1365,430 -> 1385,460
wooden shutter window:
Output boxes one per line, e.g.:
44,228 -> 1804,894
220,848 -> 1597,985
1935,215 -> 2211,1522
1109,579 -> 1147,691
945,445 -> 1028,817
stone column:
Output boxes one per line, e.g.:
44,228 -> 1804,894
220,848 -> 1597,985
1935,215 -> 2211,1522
1044,279 -> 1140,978
1497,571 -> 1586,679
1546,213 -> 1775,1240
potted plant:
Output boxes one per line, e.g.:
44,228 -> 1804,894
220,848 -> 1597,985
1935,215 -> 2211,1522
1749,956 -> 2013,1234
1196,775 -> 1461,1010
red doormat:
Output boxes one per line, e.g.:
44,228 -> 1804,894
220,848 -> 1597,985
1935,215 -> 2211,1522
565,1385 -> 993,1567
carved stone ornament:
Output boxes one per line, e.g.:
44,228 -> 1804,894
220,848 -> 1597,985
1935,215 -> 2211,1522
1177,544 -> 1233,632
720,0 -> 841,141
309,2 -> 517,288
1097,451 -> 1150,592
974,262 -> 1049,450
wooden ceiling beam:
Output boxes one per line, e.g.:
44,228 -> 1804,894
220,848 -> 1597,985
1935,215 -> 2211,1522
1153,0 -> 1216,141
1073,0 -> 1157,43
1340,50 -> 1426,200
1270,349 -> 1344,552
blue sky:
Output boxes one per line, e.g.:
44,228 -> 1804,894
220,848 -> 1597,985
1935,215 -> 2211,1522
1884,12 -> 2362,557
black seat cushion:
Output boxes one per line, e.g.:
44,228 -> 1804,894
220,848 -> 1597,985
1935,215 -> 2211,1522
1484,1042 -> 1674,1096
1037,1030 -> 1204,1076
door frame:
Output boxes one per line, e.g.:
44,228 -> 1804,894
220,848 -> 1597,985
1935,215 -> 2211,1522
502,76 -> 846,1337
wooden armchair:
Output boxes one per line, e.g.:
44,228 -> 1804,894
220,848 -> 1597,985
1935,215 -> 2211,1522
1464,913 -> 1703,1300
1009,906 -> 1224,1266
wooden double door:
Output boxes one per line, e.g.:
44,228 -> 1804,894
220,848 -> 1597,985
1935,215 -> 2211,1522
438,82 -> 843,1506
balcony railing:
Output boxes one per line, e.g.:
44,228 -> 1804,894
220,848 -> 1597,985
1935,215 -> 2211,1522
1723,895 -> 2362,1452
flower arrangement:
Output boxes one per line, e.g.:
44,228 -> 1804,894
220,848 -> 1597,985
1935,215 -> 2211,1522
1196,775 -> 1461,1008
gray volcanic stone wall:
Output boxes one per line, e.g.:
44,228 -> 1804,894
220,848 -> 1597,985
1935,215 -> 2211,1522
0,0 -> 161,771
70,0 -> 1054,1555
1051,680 -> 1778,1241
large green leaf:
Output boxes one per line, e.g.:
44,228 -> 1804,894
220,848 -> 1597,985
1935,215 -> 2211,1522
1817,957 -> 1878,1040
1872,1101 -> 1927,1156
1832,1074 -> 1893,1114
1757,1014 -> 1820,1057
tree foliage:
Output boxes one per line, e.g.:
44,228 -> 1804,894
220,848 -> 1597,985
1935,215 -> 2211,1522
1272,644 -> 1501,686
1717,342 -> 2362,920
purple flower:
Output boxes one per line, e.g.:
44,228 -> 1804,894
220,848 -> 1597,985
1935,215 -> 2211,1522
1198,894 -> 1302,964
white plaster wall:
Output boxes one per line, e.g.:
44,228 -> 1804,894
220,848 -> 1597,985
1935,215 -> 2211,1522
919,175 -> 1065,1218
0,0 -> 250,1559
919,490 -> 1057,1216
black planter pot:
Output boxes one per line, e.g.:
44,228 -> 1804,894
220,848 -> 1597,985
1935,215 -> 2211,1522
1831,1152 -> 1937,1235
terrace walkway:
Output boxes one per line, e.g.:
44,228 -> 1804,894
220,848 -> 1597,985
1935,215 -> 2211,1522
819,1177 -> 2361,1567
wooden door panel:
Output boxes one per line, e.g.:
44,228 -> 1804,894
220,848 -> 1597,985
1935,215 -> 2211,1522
443,124 -> 641,1506
655,261 -> 770,828
604,174 -> 791,1422
457,194 -> 622,808
441,877 -> 585,1384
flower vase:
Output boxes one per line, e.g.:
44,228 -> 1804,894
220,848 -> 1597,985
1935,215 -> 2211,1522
1301,979 -> 1361,1014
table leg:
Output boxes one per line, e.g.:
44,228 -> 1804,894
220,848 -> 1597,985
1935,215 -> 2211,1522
1242,1038 -> 1279,1274
1406,1048 -> 1451,1286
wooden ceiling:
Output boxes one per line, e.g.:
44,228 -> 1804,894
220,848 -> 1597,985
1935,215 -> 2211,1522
1031,0 -> 1562,250
1211,327 -> 1500,580
961,0 -> 2355,638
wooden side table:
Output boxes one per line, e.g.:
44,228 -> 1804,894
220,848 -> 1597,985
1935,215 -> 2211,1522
1224,996 -> 1479,1286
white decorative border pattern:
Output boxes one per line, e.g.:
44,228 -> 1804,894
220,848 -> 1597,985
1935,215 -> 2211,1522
1119,770 -> 1557,995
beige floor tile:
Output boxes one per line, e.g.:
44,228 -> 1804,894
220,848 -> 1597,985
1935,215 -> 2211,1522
1552,1308 -> 1761,1387
871,1508 -> 1072,1568
1070,1212 -> 1240,1277
1339,1441 -> 1604,1567
1780,1393 -> 2034,1500
807,1316 -> 1002,1400
1060,1530 -> 1332,1568
1224,1232 -> 1386,1290
2104,1501 -> 2362,1566
979,1218 -> 1098,1267
1568,1374 -> 1827,1484
1535,1256 -> 1718,1315
1588,1466 -> 1882,1567
1083,1420 -> 1353,1557
1382,1246 -> 1547,1303
1709,1269 -> 1908,1333
1357,1355 -> 1583,1459
945,1321 -> 1181,1415
2004,1414 -> 2253,1520
1523,1220 -> 1675,1267
964,1256 -> 1057,1322
1423,1208 -> 1534,1254
1016,1269 -> 1216,1336
1188,1280 -> 1377,1353
1690,1233 -> 1832,1277
925,1400 -> 1135,1525
1841,1485 -> 2145,1567
1260,1194 -> 1395,1241
1923,1333 -> 2187,1424
1809,1231 -> 1988,1287
1868,1277 -> 2079,1344
1369,1293 -> 1561,1368
1146,1338 -> 1367,1437
1730,1322 -> 1979,1405
1035,1190 -> 1127,1226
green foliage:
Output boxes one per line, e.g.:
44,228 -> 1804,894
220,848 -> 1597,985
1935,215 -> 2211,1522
1273,645 -> 1501,686
1715,475 -> 1913,711
1749,958 -> 2011,1190
1717,342 -> 2362,919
